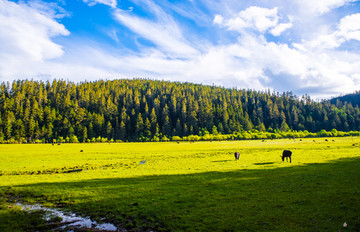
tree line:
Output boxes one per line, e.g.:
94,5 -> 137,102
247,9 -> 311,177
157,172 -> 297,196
0,79 -> 359,143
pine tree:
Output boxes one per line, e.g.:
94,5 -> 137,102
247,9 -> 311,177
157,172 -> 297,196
280,120 -> 290,132
135,113 -> 144,137
106,121 -> 113,139
82,126 -> 88,142
144,117 -> 151,138
119,121 -> 126,140
150,108 -> 157,135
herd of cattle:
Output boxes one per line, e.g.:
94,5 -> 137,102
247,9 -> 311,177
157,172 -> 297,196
234,149 -> 292,163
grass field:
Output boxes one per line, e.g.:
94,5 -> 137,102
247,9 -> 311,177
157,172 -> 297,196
0,137 -> 360,231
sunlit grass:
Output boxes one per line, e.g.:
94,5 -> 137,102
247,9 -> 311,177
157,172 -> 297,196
0,137 -> 358,182
1,137 -> 360,231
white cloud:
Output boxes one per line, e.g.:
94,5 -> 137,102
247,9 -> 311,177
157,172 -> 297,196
216,6 -> 292,36
270,21 -> 293,36
213,14 -> 224,25
300,13 -> 360,51
83,0 -> 117,8
0,0 -> 69,64
337,13 -> 360,41
212,4 -> 360,98
227,7 -> 278,32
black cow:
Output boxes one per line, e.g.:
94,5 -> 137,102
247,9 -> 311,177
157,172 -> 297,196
281,150 -> 292,163
234,152 -> 240,160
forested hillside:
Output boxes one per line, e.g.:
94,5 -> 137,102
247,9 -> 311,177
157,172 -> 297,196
0,79 -> 359,142
330,91 -> 360,107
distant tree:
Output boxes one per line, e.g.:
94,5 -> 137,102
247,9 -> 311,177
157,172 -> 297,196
280,120 -> 290,132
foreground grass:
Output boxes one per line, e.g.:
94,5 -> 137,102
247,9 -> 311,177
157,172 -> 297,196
0,138 -> 360,231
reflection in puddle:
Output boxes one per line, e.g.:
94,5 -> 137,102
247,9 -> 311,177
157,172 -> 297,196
17,203 -> 118,231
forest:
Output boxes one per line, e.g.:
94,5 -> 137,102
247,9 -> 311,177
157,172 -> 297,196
0,79 -> 359,143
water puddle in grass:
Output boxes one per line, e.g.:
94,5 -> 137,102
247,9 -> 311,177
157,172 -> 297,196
16,203 -> 118,231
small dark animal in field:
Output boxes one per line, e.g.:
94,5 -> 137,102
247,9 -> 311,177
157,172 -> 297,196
262,140 -> 265,142
80,150 -> 83,152
313,140 -> 316,142
325,139 -> 328,142
177,142 -> 180,144
332,140 -> 335,142
57,143 -> 61,145
300,139 -> 302,141
281,150 -> 292,163
234,152 -> 240,160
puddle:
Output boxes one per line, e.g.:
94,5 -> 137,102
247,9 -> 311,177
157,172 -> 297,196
16,203 -> 119,231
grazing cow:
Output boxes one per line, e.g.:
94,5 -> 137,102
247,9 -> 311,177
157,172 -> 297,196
281,150 -> 292,163
234,152 -> 240,160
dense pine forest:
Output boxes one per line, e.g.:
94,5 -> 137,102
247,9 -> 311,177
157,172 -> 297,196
0,79 -> 359,143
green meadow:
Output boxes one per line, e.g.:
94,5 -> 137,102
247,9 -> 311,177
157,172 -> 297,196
1,137 -> 360,231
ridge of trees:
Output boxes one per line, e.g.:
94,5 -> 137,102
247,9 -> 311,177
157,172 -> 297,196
329,91 -> 360,108
0,79 -> 360,143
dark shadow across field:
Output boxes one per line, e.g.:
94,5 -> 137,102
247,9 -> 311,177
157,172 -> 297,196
2,157 -> 360,232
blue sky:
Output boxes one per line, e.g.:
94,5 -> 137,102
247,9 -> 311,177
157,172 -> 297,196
1,0 -> 360,99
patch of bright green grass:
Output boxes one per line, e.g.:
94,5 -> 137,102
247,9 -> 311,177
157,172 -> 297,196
0,137 -> 360,231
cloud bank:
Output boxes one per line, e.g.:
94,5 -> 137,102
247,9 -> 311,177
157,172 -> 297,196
0,0 -> 359,99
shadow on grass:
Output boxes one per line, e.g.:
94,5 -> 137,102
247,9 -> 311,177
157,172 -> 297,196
1,157 -> 360,232
254,162 -> 275,165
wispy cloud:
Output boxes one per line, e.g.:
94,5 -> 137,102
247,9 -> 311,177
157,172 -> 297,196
83,0 -> 117,8
25,0 -> 70,19
297,0 -> 358,15
113,1 -> 199,58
